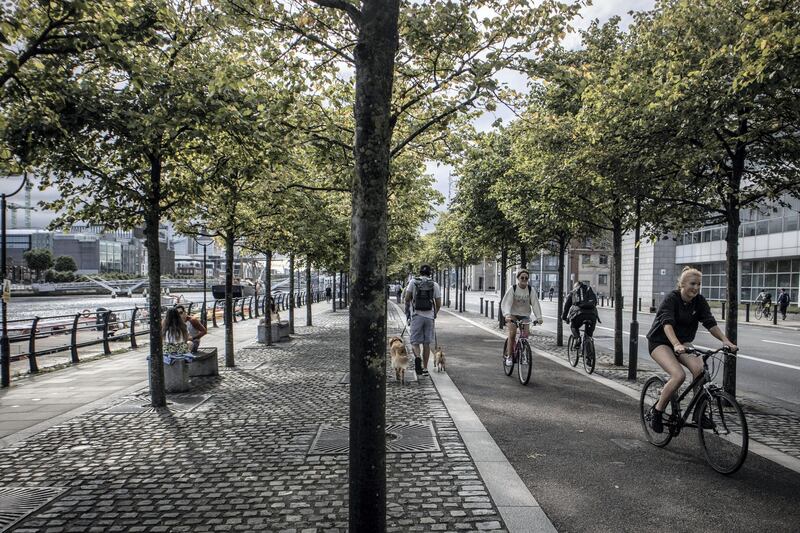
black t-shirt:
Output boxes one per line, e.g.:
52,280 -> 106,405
646,290 -> 717,346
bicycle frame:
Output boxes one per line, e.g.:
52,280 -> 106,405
666,350 -> 724,437
512,320 -> 530,358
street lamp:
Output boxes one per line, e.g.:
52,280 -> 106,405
2,173 -> 29,387
194,234 -> 214,328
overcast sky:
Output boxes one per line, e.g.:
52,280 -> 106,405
2,0 -> 656,231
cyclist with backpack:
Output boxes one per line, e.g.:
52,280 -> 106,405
404,264 -> 442,376
561,280 -> 599,350
500,270 -> 543,361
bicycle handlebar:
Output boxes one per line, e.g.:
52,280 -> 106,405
683,346 -> 737,358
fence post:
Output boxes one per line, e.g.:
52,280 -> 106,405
248,296 -> 254,319
721,301 -> 726,320
130,307 -> 138,349
241,297 -> 247,319
70,313 -> 81,363
102,311 -> 112,355
212,301 -> 218,328
28,316 -> 40,373
745,303 -> 750,322
187,302 -> 194,315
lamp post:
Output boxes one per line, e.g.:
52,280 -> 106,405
194,235 -> 213,328
2,173 -> 29,387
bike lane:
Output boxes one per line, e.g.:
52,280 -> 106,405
432,309 -> 800,532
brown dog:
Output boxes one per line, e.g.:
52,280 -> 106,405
389,336 -> 409,385
434,346 -> 446,372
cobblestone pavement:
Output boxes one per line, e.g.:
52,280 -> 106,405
444,306 -> 800,462
2,308 -> 509,532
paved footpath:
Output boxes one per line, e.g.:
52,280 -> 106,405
0,302 -> 550,532
434,305 -> 800,532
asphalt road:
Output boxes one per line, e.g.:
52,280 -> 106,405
434,309 -> 800,532
461,291 -> 800,411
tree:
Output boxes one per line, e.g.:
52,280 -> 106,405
22,247 -> 52,278
7,2 -> 248,407
626,0 -> 800,394
53,255 -> 77,272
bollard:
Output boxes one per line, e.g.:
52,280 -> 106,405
28,316 -> 40,374
70,313 -> 81,364
721,301 -> 726,320
638,297 -> 642,312
212,301 -> 218,328
650,297 -> 656,313
490,301 -> 494,320
480,297 -> 484,314
610,297 -> 614,308
773,304 -> 778,325
130,307 -> 139,349
102,311 -> 112,355
745,303 -> 750,322
484,303 -> 488,317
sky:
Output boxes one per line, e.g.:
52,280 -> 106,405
1,0 -> 656,231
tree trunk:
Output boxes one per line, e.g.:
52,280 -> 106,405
520,246 -> 527,269
723,128 -> 745,396
224,234 -> 235,367
557,234 -> 566,346
332,270 -> 337,312
306,257 -> 312,326
265,251 -> 272,346
289,254 -> 295,334
348,4 -> 399,531
144,195 -> 165,407
612,216 -> 624,366
499,244 -> 507,328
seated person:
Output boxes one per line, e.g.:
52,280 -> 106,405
175,305 -> 207,353
162,307 -> 190,355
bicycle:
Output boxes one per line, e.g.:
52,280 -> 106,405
502,318 -> 534,385
756,302 -> 772,320
567,320 -> 595,374
639,346 -> 748,474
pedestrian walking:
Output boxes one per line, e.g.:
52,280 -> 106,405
778,288 -> 790,321
549,286 -> 554,301
405,264 -> 442,376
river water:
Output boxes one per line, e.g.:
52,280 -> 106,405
3,291 -> 213,323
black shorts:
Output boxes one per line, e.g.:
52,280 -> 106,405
648,341 -> 673,355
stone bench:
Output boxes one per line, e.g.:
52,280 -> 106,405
162,347 -> 219,393
257,320 -> 290,343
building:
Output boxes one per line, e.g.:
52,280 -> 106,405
567,236 -> 613,297
622,195 -> 800,306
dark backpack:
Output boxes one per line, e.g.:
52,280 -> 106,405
413,277 -> 434,311
512,285 -> 532,298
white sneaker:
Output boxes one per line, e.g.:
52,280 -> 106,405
504,356 -> 513,366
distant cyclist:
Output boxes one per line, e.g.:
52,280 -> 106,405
561,280 -> 598,350
645,267 -> 738,433
756,289 -> 772,315
500,270 -> 543,362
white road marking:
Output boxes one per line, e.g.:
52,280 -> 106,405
762,339 -> 800,348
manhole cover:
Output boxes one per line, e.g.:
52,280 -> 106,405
0,486 -> 68,531
102,394 -> 211,414
610,438 -> 647,451
308,422 -> 439,455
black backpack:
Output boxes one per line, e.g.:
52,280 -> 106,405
413,277 -> 434,311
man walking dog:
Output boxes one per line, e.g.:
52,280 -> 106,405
405,264 -> 442,376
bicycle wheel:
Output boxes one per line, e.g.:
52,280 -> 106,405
567,335 -> 579,367
518,341 -> 532,385
696,391 -> 748,474
640,376 -> 678,447
582,337 -> 596,374
754,306 -> 763,320
764,306 -> 771,320
502,339 -> 514,376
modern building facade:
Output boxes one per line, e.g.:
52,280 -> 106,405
622,195 -> 800,306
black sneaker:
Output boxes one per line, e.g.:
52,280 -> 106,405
651,408 -> 664,434
414,357 -> 423,376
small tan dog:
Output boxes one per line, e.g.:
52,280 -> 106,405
389,336 -> 409,385
434,346 -> 446,373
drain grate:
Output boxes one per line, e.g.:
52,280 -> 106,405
308,421 -> 439,455
102,394 -> 211,414
0,486 -> 67,531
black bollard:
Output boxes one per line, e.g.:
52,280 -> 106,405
480,297 -> 484,314
650,297 -> 656,313
638,297 -> 642,312
745,303 -> 750,322
721,301 -> 726,320
773,304 -> 778,325
490,301 -> 494,320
